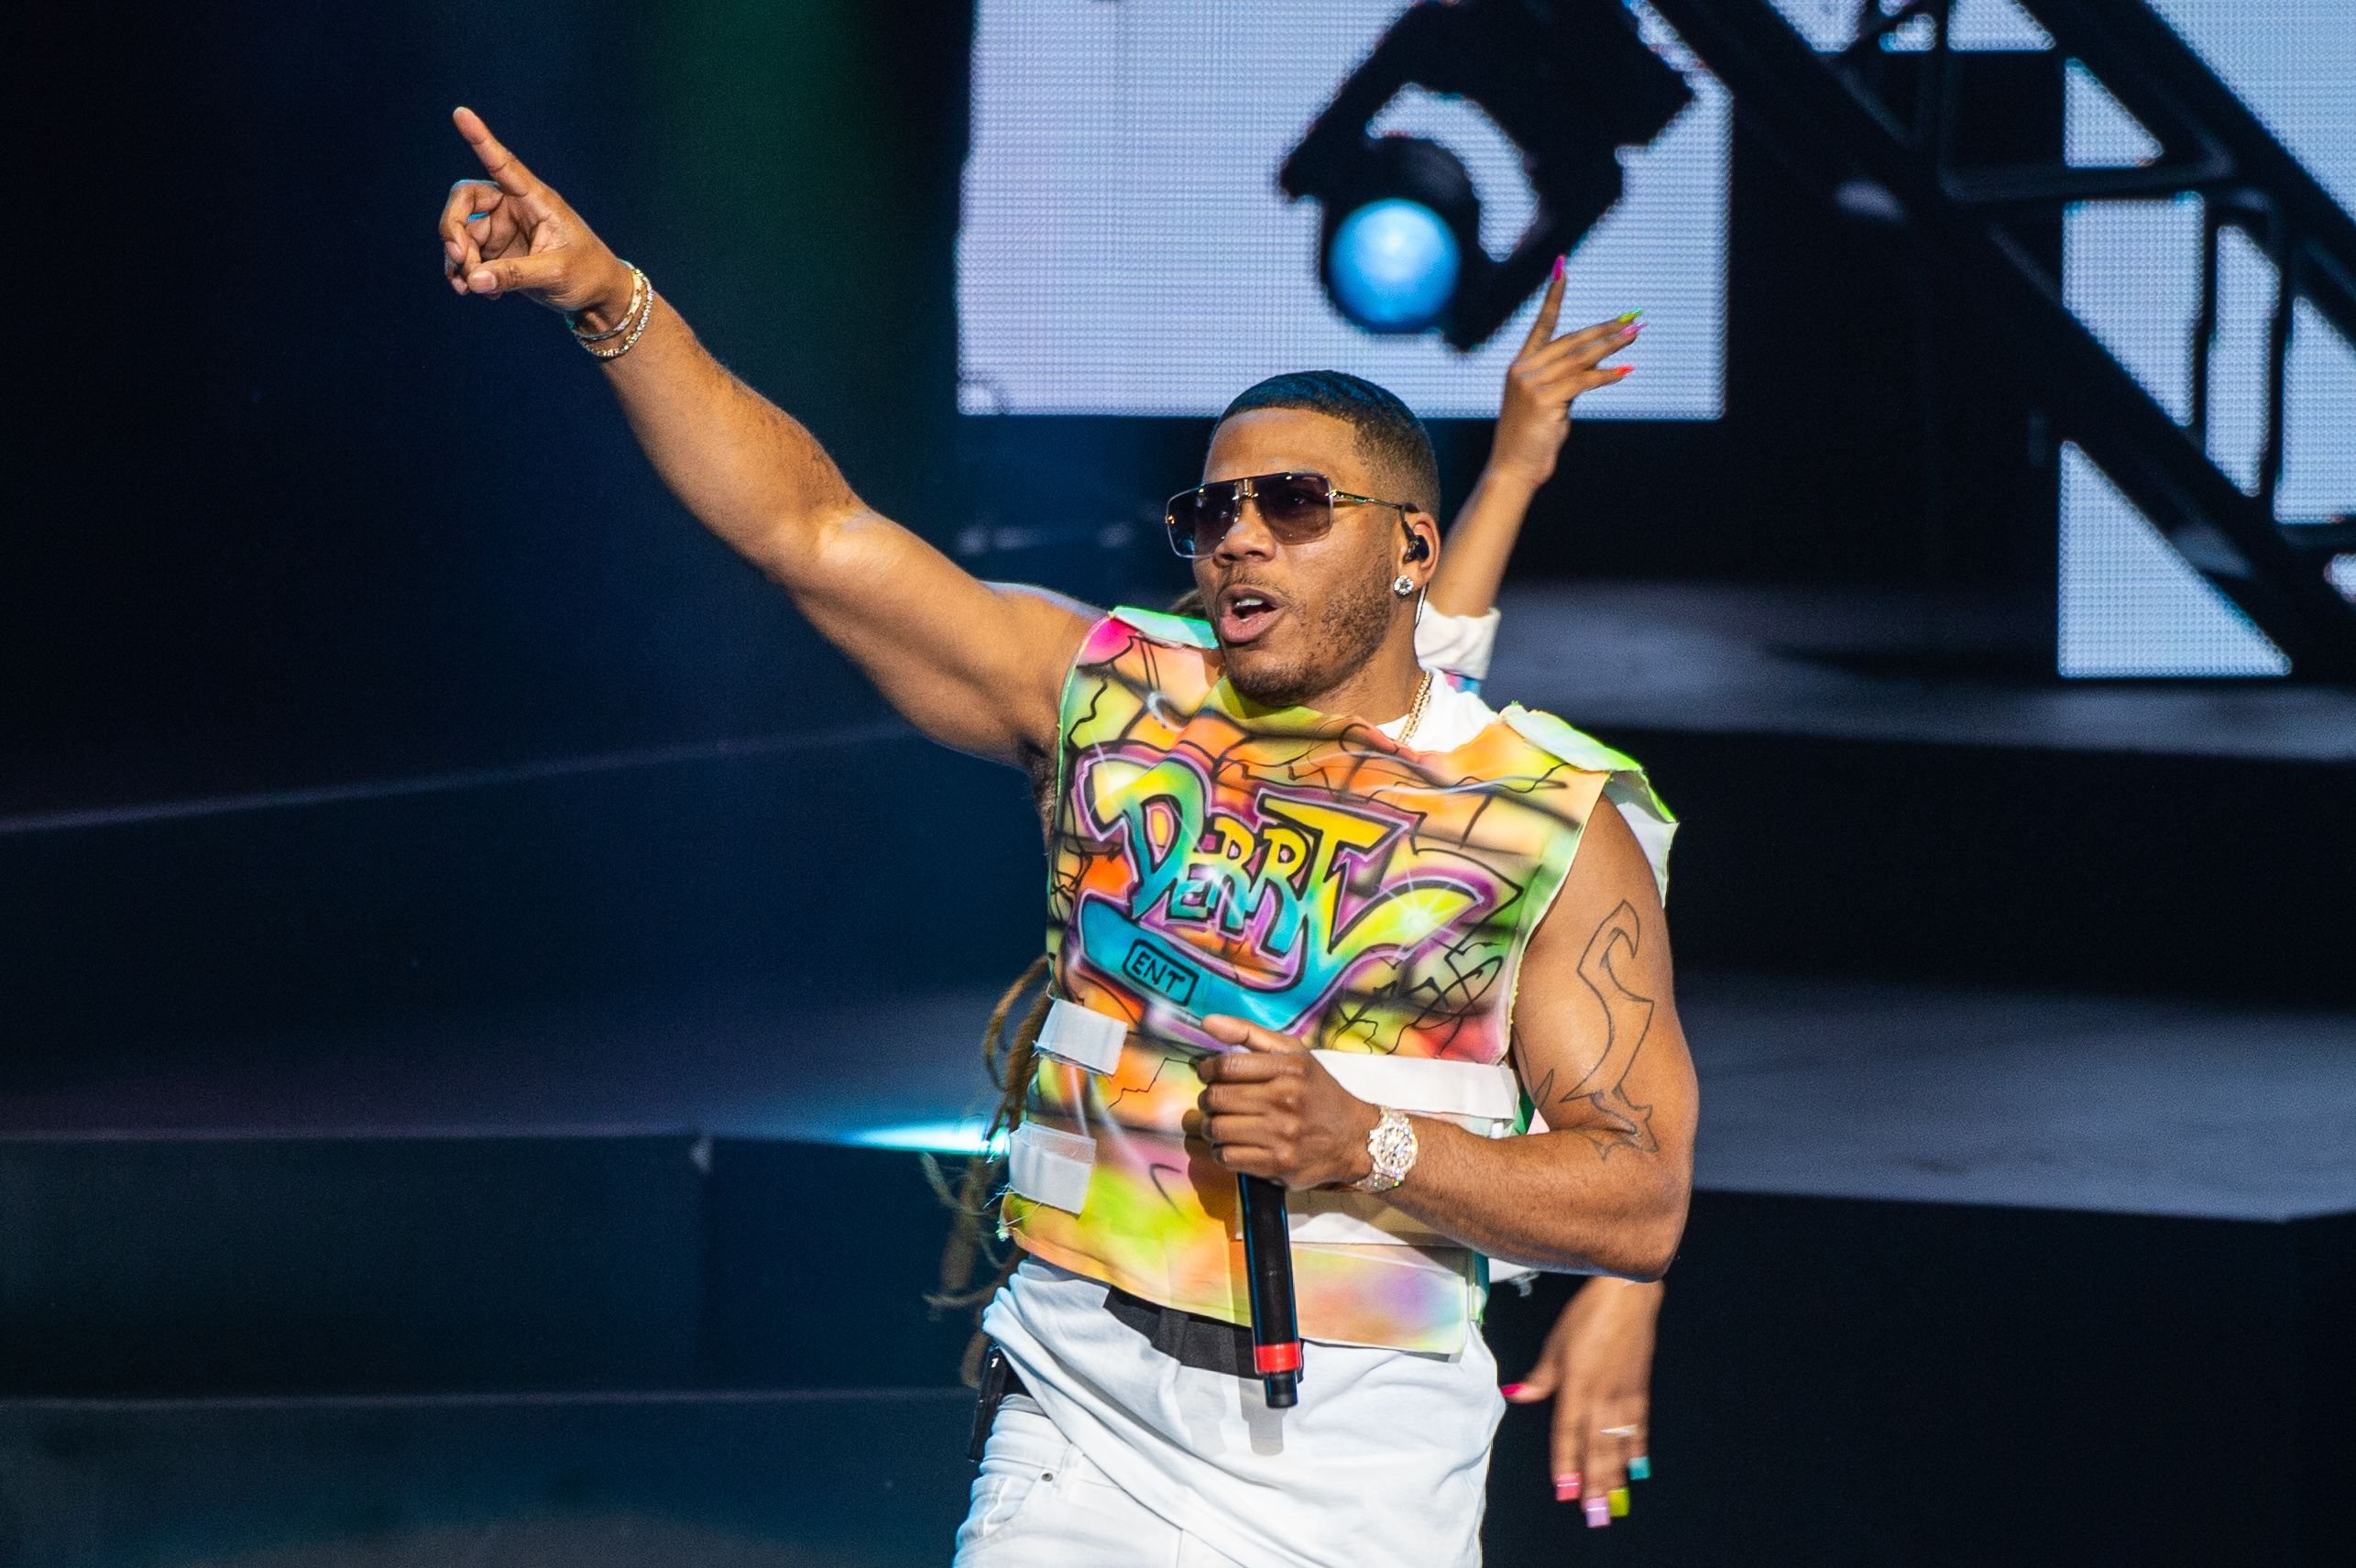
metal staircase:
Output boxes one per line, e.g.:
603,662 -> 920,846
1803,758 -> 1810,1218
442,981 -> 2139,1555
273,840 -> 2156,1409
1642,0 -> 2356,677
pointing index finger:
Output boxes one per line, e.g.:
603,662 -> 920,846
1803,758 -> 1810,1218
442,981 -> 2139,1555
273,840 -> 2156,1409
453,105 -> 541,199
1518,256 -> 1569,355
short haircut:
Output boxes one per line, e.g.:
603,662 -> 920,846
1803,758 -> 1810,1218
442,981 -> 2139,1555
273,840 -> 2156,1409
1216,371 -> 1441,517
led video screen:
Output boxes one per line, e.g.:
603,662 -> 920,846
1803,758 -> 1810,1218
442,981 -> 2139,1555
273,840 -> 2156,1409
957,0 -> 1727,419
952,0 -> 2100,422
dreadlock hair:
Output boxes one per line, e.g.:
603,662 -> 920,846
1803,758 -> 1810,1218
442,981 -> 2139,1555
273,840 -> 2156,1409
1217,370 -> 1441,518
926,954 -> 1053,1385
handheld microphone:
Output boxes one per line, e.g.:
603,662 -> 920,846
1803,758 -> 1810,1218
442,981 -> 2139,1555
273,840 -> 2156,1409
1236,1173 -> 1302,1407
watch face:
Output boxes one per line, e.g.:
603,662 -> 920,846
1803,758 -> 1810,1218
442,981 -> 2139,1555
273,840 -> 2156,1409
1364,1107 -> 1418,1189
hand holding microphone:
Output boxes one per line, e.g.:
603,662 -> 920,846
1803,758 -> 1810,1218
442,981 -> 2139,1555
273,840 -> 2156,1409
1190,1014 -> 1387,1188
1191,1014 -> 1400,1407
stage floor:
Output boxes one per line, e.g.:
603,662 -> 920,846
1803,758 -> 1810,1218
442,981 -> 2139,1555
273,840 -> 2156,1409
13,970 -> 2351,1224
1491,581 -> 2356,762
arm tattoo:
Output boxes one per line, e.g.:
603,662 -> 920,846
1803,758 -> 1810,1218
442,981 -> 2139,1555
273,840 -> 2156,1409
1564,900 -> 1659,1158
1526,1064 -> 1556,1107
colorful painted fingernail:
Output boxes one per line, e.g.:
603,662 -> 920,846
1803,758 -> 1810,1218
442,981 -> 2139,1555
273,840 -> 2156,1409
1551,255 -> 1566,281
1554,1473 -> 1582,1502
1614,365 -> 1635,377
1616,309 -> 1644,323
1583,1496 -> 1611,1529
1628,1454 -> 1652,1481
1609,1486 -> 1631,1518
1619,322 -> 1641,337
1500,1382 -> 1528,1398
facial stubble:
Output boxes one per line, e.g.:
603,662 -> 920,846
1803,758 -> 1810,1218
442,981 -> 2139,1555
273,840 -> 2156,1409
1222,564 -> 1397,710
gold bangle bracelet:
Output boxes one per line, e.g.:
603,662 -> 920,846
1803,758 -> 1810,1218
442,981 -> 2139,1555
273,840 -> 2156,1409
582,271 -> 655,361
569,265 -> 645,345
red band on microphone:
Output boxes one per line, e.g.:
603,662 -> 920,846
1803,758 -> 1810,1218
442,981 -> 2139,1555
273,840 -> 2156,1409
1254,1342 -> 1304,1375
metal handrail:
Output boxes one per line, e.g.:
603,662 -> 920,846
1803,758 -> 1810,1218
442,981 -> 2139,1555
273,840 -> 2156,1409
1640,0 -> 2356,676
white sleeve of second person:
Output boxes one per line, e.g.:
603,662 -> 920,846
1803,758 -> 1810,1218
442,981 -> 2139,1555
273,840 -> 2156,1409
1414,606 -> 1501,683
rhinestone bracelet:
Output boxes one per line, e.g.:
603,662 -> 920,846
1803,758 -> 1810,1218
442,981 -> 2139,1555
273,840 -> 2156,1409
569,265 -> 648,353
580,267 -> 655,362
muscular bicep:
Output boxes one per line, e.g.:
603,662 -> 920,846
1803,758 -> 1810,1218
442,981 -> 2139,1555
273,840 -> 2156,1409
1510,801 -> 1699,1169
770,505 -> 1096,768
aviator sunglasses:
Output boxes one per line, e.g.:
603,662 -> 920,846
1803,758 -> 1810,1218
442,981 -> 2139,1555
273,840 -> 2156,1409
1163,471 -> 1412,559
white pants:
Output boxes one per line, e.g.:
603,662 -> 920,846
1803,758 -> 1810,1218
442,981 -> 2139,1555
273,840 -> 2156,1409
953,1397 -> 1248,1567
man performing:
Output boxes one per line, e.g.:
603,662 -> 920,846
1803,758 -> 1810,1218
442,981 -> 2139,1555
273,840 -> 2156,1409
435,107 -> 1696,1567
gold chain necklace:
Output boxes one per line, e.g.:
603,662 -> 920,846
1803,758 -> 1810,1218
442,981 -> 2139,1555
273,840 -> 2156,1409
1398,670 -> 1435,748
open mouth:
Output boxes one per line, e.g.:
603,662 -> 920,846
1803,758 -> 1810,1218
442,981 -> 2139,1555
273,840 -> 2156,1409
1215,587 -> 1287,645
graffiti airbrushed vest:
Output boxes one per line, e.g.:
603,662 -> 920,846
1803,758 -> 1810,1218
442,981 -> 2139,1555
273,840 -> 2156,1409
1002,609 -> 1672,1355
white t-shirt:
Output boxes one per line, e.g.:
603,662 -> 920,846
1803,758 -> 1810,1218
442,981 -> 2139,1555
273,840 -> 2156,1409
981,678 -> 1507,1568
1414,605 -> 1502,685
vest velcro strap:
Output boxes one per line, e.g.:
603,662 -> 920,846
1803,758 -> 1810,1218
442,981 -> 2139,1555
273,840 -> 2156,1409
1282,1189 -> 1452,1246
1007,1122 -> 1096,1213
1288,1055 -> 1521,1254
1311,1051 -> 1521,1122
1035,996 -> 1128,1076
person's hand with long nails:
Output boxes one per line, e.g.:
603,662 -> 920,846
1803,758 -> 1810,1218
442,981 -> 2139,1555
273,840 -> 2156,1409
1427,258 -> 1640,620
1502,1275 -> 1662,1528
1487,258 -> 1640,493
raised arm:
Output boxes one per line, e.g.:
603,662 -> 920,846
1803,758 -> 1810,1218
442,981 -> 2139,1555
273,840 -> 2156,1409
1427,261 -> 1640,620
436,107 -> 1090,767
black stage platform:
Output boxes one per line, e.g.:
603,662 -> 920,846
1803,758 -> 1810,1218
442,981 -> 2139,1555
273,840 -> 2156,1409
6,584 -> 2351,1565
8,968 -> 2351,1566
5,1129 -> 2350,1566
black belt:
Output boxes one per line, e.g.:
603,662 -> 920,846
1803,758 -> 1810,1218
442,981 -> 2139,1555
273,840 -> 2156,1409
969,1288 -> 1261,1461
1102,1284 -> 1260,1378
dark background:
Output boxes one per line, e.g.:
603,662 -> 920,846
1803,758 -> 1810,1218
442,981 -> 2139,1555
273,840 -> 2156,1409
7,1 -> 2060,820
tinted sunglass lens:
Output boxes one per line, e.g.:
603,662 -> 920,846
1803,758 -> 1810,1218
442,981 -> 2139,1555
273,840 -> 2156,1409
1165,493 -> 1202,556
1255,475 -> 1332,540
1167,476 -> 1334,555
1167,485 -> 1238,557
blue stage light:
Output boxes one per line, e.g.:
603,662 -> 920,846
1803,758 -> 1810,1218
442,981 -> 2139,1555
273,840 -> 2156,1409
1325,198 -> 1461,333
